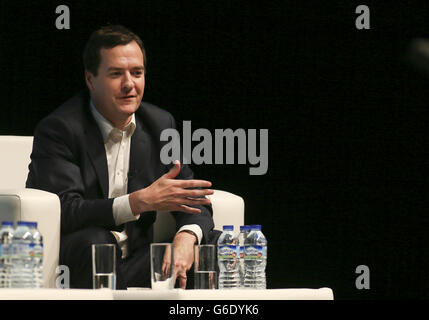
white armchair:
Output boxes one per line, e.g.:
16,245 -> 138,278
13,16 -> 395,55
0,135 -> 244,288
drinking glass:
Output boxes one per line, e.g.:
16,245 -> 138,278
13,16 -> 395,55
92,244 -> 116,289
150,243 -> 175,290
194,244 -> 217,289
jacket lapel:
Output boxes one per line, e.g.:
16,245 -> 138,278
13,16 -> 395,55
126,111 -> 157,252
128,115 -> 152,192
83,100 -> 109,199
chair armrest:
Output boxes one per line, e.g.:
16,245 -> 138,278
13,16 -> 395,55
0,188 -> 60,288
206,189 -> 245,232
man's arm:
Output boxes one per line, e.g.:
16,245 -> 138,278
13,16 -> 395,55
26,116 -> 117,234
129,160 -> 213,219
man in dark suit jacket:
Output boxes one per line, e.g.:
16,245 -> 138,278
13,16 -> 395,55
26,25 -> 217,289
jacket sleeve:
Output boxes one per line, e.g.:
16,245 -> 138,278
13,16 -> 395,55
26,116 -> 116,235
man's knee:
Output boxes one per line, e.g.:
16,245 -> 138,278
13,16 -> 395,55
206,229 -> 222,245
59,227 -> 118,288
60,227 -> 117,263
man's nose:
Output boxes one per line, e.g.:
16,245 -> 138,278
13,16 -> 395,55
122,72 -> 134,91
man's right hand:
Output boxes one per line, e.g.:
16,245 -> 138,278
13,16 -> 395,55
129,160 -> 213,215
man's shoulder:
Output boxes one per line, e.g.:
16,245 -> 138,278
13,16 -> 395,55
34,91 -> 89,138
138,101 -> 173,119
49,91 -> 89,120
136,101 -> 175,128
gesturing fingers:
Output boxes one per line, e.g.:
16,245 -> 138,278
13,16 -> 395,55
163,160 -> 181,179
173,259 -> 187,289
176,270 -> 187,289
176,205 -> 202,214
183,196 -> 211,205
161,246 -> 173,279
161,260 -> 171,278
173,179 -> 212,189
176,188 -> 214,198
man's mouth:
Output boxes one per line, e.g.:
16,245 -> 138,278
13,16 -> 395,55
118,95 -> 136,100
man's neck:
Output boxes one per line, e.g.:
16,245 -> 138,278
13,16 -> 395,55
92,101 -> 132,131
112,116 -> 133,131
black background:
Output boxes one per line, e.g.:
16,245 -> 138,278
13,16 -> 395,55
1,0 -> 429,299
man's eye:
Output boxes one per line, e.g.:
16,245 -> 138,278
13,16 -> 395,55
110,72 -> 121,76
133,71 -> 143,76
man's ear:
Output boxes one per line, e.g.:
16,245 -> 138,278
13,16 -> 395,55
85,70 -> 95,91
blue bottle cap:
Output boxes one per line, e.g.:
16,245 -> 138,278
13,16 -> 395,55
240,225 -> 250,231
223,225 -> 234,231
250,224 -> 262,231
17,221 -> 27,226
28,222 -> 38,228
1,221 -> 13,227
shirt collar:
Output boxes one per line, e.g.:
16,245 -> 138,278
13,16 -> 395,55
90,100 -> 136,143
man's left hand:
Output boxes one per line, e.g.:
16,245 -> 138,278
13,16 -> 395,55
173,231 -> 197,289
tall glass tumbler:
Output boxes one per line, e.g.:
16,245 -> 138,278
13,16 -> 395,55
150,243 -> 175,290
92,244 -> 116,289
194,244 -> 218,289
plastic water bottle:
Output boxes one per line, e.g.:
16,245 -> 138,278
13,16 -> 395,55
28,222 -> 43,288
244,225 -> 267,289
217,225 -> 240,289
238,225 -> 250,288
0,221 -> 14,288
11,221 -> 33,288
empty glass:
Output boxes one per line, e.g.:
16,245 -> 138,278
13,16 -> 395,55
150,243 -> 175,290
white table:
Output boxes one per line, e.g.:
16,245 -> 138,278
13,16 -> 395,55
0,288 -> 334,300
0,288 -> 114,300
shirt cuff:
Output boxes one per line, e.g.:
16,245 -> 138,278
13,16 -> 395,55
177,224 -> 203,244
111,231 -> 129,259
112,194 -> 140,226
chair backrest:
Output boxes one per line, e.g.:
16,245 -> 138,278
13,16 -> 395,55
0,136 -> 33,189
0,136 -> 60,288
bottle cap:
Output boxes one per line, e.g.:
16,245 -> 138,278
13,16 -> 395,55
240,225 -> 250,231
28,222 -> 38,228
222,225 -> 234,231
1,221 -> 13,227
250,224 -> 262,231
17,221 -> 28,226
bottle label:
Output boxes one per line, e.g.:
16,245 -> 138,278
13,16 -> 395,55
29,243 -> 35,257
34,244 -> 43,258
244,245 -> 266,260
13,243 -> 31,256
2,244 -> 10,257
218,245 -> 239,260
0,243 -> 12,258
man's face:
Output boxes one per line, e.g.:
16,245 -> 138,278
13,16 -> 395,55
85,41 -> 145,128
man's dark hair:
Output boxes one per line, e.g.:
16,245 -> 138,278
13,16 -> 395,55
83,25 -> 146,76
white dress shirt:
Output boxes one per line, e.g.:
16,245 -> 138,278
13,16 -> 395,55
90,102 -> 202,259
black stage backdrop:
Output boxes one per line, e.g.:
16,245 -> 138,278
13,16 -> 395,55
1,1 -> 428,299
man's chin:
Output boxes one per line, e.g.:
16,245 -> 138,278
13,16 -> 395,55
116,101 -> 140,113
